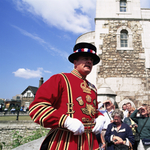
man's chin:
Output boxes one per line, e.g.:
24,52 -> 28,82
84,70 -> 91,75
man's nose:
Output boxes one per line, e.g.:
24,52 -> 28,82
87,58 -> 93,63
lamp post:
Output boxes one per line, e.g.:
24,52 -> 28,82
16,104 -> 20,120
97,82 -> 118,108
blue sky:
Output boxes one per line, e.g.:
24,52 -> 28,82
0,0 -> 150,99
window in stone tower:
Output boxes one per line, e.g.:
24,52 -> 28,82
116,26 -> 133,51
120,30 -> 128,47
120,0 -> 126,12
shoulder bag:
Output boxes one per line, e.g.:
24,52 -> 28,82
141,118 -> 150,145
134,117 -> 148,142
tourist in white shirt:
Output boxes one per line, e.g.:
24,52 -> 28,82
99,98 -> 115,130
98,98 -> 115,149
122,103 -> 128,120
122,103 -> 127,111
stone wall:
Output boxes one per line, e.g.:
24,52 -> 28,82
97,20 -> 150,107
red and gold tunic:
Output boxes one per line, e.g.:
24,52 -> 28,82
29,69 -> 102,150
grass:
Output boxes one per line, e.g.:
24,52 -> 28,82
11,128 -> 49,149
0,115 -> 32,121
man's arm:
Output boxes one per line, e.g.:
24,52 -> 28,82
29,74 -> 68,128
130,109 -> 139,123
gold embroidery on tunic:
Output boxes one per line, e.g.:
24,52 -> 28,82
66,103 -> 75,114
76,96 -> 84,106
82,117 -> 94,123
80,80 -> 91,94
82,117 -> 96,150
86,95 -> 92,103
81,103 -> 96,117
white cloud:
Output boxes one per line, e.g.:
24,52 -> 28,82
13,68 -> 43,79
13,68 -> 52,79
12,25 -> 69,59
13,0 -> 96,34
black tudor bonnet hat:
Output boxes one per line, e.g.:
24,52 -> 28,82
68,42 -> 100,65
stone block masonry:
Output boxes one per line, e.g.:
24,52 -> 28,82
97,20 -> 150,107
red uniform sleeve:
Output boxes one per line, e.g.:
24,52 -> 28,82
29,74 -> 68,128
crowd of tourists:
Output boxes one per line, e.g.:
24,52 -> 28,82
97,100 -> 150,150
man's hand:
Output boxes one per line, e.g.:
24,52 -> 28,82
103,100 -> 111,105
64,116 -> 84,135
138,106 -> 144,111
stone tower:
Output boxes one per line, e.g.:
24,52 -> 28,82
76,0 -> 150,108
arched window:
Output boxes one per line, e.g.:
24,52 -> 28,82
120,30 -> 128,47
116,26 -> 133,50
120,0 -> 127,12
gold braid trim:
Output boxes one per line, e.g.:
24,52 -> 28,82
29,102 -> 51,114
59,114 -> 68,128
60,73 -> 74,118
39,107 -> 56,126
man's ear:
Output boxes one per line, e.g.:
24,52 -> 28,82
74,60 -> 77,67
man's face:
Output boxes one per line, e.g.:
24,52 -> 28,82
126,104 -> 131,111
140,107 -> 148,116
122,105 -> 126,111
105,101 -> 113,111
74,56 -> 93,76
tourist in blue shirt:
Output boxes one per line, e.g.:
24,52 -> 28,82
105,109 -> 134,150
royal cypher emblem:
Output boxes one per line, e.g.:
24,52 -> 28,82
80,80 -> 91,94
81,103 -> 96,117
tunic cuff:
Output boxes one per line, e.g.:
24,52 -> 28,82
59,114 -> 68,128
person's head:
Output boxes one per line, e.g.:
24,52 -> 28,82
74,55 -> 93,77
111,109 -> 123,126
126,102 -> 132,111
139,104 -> 150,117
122,103 -> 127,111
128,107 -> 135,117
68,42 -> 100,78
104,98 -> 114,111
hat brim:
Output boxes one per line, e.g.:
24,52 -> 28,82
68,52 -> 100,65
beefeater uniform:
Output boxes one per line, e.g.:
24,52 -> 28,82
29,69 -> 103,150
